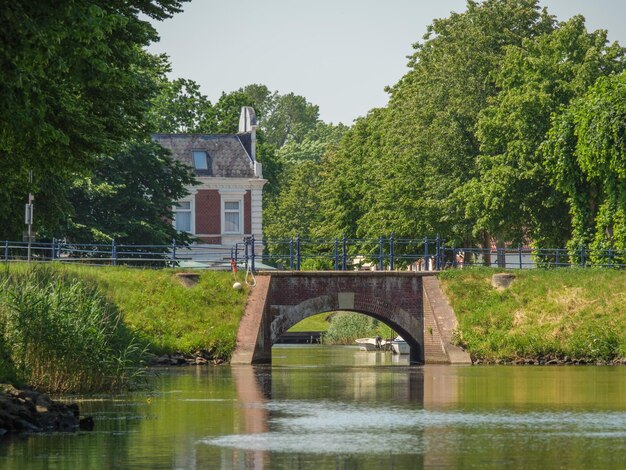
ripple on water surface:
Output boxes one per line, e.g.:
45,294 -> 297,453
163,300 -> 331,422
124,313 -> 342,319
199,400 -> 626,455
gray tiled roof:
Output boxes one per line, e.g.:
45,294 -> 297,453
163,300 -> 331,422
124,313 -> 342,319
152,134 -> 257,178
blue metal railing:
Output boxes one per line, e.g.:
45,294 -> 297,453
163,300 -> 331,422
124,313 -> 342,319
2,236 -> 626,272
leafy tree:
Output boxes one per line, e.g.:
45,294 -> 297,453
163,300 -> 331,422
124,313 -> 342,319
64,141 -> 197,245
264,93 -> 320,148
0,0 -> 186,239
544,71 -> 626,260
263,122 -> 347,246
316,109 -> 386,240
465,16 -> 626,248
316,0 -> 554,249
278,122 -> 347,166
148,78 -> 216,133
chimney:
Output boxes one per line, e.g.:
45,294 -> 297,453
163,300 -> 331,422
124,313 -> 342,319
238,106 -> 258,161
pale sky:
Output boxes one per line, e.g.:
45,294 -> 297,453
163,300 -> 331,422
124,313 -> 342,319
148,0 -> 626,125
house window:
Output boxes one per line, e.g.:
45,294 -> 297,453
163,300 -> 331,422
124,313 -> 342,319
173,201 -> 192,233
193,151 -> 209,171
223,200 -> 241,234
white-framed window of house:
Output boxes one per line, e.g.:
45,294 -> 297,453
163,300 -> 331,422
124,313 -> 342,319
173,199 -> 194,233
222,197 -> 243,234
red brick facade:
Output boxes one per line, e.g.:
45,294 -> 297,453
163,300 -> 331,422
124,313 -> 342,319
195,189 -> 221,243
191,189 -> 253,244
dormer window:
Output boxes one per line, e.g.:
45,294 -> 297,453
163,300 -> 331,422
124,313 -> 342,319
193,150 -> 209,171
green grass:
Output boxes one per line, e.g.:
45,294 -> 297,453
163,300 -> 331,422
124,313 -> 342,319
60,265 -> 248,358
288,312 -> 334,332
0,263 -> 248,392
439,268 -> 626,363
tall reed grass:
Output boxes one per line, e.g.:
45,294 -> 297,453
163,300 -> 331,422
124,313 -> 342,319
0,266 -> 145,393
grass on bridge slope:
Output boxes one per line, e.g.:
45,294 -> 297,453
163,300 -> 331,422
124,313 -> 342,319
439,268 -> 626,363
72,265 -> 248,358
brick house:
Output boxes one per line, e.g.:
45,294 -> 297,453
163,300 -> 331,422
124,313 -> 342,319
153,107 -> 266,249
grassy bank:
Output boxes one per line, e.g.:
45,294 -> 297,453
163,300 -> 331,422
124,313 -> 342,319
439,268 -> 626,363
0,264 -> 248,392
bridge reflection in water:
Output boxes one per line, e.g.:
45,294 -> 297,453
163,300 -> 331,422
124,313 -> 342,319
224,347 -> 459,469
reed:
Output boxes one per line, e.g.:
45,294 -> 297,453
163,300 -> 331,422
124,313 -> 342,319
0,266 -> 145,393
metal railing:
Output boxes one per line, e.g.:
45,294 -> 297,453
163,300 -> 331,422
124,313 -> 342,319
1,239 -> 236,269
3,236 -> 626,271
244,236 -> 626,271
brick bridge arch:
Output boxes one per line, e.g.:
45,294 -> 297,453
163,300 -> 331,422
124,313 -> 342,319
233,272 -> 439,364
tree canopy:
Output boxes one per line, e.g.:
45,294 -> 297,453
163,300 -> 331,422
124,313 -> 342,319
0,0 -> 187,239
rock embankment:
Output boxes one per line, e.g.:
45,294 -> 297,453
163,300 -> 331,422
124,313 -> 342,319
0,385 -> 93,436
150,350 -> 225,366
472,356 -> 626,366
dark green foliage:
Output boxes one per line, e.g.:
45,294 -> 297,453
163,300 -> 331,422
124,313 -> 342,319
63,140 -> 197,245
0,0 -> 187,239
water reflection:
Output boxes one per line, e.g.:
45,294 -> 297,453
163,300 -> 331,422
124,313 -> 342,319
1,346 -> 625,469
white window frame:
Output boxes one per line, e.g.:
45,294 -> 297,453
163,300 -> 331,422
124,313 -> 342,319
172,197 -> 195,234
220,192 -> 244,235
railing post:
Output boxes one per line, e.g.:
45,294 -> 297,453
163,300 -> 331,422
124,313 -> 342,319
435,236 -> 441,271
289,238 -> 294,270
171,239 -> 177,263
112,239 -> 117,266
251,235 -> 256,273
518,243 -> 522,269
379,236 -> 384,271
334,238 -> 339,271
244,238 -> 249,271
57,239 -> 62,260
4,240 -> 8,262
555,248 -> 560,268
440,239 -> 446,269
452,247 -> 457,268
234,243 -> 239,264
51,238 -> 55,261
389,234 -> 395,271
580,245 -> 585,268
424,236 -> 429,271
342,236 -> 347,271
608,248 -> 613,268
296,235 -> 301,271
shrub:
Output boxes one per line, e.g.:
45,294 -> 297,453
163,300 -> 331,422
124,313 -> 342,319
322,312 -> 376,344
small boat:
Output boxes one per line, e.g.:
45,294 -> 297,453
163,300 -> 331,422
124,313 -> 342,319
355,338 -> 378,351
391,336 -> 409,355
355,337 -> 388,351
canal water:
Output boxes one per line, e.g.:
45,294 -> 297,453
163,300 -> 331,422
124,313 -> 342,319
1,345 -> 625,469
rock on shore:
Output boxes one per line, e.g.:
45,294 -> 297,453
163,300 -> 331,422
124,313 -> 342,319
0,384 -> 92,436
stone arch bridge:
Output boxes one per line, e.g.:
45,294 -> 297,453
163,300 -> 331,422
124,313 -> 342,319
231,272 -> 470,365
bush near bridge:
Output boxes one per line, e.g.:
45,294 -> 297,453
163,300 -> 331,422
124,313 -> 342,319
440,268 -> 626,364
0,264 -> 248,393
